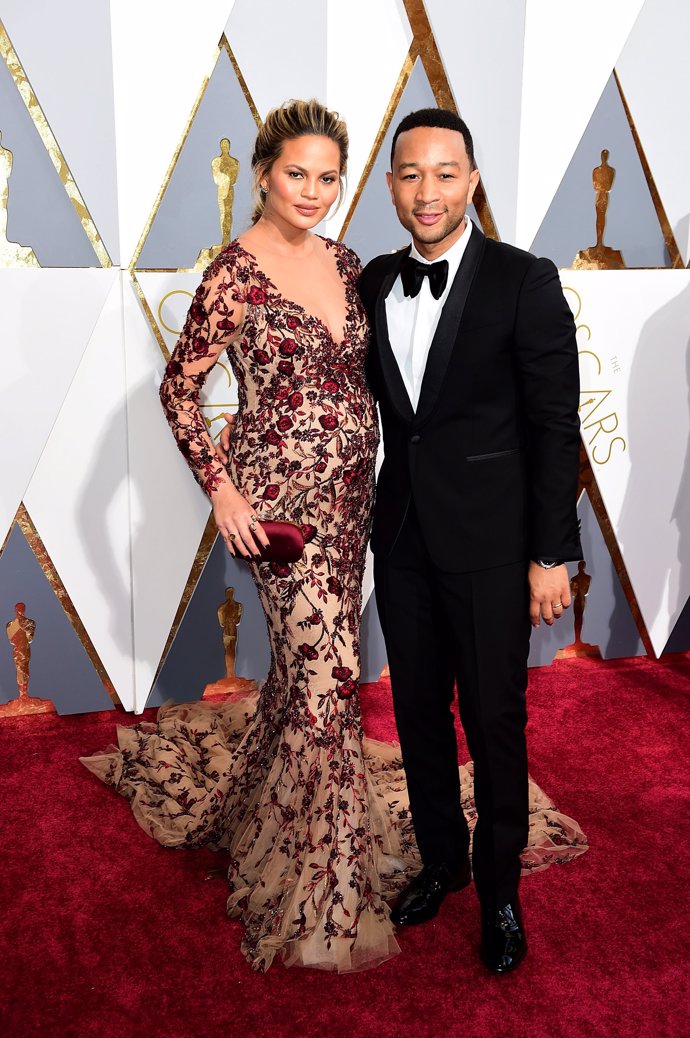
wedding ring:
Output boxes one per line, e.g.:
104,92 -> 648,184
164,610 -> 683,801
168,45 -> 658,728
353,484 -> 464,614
553,602 -> 563,610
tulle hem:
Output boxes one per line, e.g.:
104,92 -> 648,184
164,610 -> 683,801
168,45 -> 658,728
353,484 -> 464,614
80,692 -> 588,974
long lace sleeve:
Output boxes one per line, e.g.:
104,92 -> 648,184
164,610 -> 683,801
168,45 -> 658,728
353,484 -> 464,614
159,263 -> 246,497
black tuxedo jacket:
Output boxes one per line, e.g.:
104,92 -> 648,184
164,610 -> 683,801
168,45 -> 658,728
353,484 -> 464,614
358,224 -> 583,573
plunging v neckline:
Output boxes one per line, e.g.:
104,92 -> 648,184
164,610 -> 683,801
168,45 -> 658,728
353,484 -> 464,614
235,238 -> 352,348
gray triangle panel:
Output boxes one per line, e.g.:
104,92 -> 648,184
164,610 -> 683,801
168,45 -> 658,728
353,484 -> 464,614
531,74 -> 670,268
0,524 -> 114,712
137,48 -> 258,270
344,57 -> 479,267
147,533 -> 270,708
0,57 -> 98,266
528,491 -> 644,667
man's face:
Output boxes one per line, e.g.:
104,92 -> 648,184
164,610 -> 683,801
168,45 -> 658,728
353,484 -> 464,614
387,126 -> 480,258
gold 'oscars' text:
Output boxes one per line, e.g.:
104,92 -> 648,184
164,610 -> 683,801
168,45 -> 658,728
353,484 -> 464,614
563,285 -> 627,466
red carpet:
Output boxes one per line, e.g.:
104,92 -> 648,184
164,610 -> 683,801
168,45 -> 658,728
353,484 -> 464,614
1,655 -> 689,1038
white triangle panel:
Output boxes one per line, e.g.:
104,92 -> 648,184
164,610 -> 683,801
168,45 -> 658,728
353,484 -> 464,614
517,0 -> 645,251
226,0 -> 327,121
617,0 -> 690,265
1,1 -> 120,262
111,0 -> 236,267
561,269 -> 690,655
0,269 -> 117,544
23,273 -> 134,709
123,275 -> 212,711
425,0 -> 527,244
324,0 -> 412,238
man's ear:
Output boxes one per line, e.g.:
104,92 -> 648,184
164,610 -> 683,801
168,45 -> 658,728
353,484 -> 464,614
467,167 -> 480,205
386,170 -> 395,205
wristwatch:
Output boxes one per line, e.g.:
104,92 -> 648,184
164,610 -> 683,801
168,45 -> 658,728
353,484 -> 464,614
534,559 -> 564,569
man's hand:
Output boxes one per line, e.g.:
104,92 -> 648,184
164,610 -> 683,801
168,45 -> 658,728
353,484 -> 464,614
216,411 -> 236,464
528,562 -> 571,627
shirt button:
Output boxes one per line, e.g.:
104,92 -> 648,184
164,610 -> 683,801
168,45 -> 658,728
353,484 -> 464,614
410,434 -> 421,444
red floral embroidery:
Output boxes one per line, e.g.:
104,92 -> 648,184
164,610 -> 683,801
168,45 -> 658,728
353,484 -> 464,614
156,236 -> 402,971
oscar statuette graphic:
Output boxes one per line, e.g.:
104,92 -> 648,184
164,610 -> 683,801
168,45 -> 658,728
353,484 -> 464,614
555,562 -> 602,660
573,149 -> 626,270
1,603 -> 56,717
0,130 -> 38,267
195,137 -> 240,271
203,587 -> 256,698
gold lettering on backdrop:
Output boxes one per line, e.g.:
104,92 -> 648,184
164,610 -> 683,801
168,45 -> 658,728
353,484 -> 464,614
158,289 -> 193,335
195,138 -> 240,271
573,149 -> 626,270
563,285 -> 627,466
0,130 -> 38,266
203,587 -> 256,699
157,288 -> 238,440
1,602 -> 56,718
578,349 -> 601,375
579,388 -> 614,426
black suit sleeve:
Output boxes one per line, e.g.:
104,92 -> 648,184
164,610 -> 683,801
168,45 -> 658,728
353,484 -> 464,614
358,263 -> 381,403
513,257 -> 582,561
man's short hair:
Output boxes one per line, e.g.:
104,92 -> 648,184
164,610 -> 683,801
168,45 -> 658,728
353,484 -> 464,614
390,108 -> 476,171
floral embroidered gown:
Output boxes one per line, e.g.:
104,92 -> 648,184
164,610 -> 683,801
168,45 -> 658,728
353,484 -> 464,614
81,238 -> 587,974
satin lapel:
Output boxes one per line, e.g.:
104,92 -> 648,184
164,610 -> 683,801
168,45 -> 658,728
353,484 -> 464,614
414,226 -> 486,426
373,246 -> 415,424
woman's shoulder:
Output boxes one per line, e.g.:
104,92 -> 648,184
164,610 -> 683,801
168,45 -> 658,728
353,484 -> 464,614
317,235 -> 362,275
199,240 -> 256,293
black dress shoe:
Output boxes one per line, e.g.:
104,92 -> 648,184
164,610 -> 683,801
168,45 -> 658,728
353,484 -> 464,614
480,900 -> 527,973
390,860 -> 472,927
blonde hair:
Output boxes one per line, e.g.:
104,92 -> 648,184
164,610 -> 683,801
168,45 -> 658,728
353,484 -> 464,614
251,99 -> 348,224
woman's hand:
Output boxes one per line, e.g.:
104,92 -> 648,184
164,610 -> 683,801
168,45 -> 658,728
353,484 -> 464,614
216,412 -> 236,465
211,481 -> 270,558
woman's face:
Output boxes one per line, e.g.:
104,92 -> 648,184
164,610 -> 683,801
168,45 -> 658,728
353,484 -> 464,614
261,135 -> 342,230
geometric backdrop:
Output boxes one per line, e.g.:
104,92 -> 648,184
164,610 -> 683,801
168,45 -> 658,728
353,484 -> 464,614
1,0 -> 688,713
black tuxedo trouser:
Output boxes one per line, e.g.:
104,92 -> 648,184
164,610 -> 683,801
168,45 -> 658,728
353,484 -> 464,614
374,504 -> 531,909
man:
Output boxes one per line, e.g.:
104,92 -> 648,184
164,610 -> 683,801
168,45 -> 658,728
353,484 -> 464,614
357,108 -> 582,973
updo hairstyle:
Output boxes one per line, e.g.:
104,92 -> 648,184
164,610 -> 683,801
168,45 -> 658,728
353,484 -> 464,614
251,99 -> 348,224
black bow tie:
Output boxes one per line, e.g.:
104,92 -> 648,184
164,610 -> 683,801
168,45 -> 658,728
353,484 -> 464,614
400,255 -> 449,300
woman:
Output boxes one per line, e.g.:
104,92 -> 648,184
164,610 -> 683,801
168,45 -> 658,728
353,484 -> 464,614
83,100 -> 415,973
82,100 -> 586,974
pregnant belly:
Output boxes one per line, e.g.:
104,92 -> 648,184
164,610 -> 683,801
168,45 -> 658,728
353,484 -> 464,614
229,407 -> 378,518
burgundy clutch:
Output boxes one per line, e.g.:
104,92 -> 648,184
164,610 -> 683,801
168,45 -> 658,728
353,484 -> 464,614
257,520 -> 305,563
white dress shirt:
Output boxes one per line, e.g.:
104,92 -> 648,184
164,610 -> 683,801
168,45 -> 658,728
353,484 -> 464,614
385,219 -> 473,410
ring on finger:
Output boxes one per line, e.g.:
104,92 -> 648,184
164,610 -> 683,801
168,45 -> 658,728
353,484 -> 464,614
229,533 -> 236,541
249,515 -> 258,527
553,602 -> 562,610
